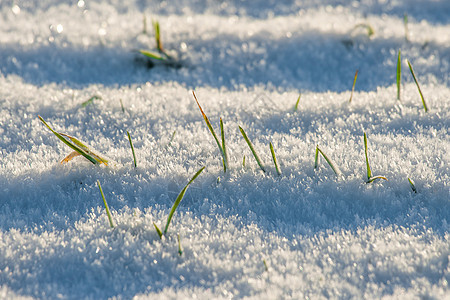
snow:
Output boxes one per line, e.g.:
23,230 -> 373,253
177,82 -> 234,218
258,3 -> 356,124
0,1 -> 449,299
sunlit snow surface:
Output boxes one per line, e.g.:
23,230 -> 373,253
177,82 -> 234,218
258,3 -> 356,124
0,1 -> 449,299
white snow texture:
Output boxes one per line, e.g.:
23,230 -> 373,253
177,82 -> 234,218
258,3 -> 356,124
0,0 -> 449,299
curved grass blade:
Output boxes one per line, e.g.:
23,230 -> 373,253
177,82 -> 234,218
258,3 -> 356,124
407,59 -> 428,112
81,95 -> 102,107
97,180 -> 114,228
39,116 -> 99,165
127,131 -> 137,168
314,145 -> 341,177
367,176 -> 388,183
294,94 -> 301,111
192,91 -> 228,172
164,166 -> 205,234
270,142 -> 281,176
349,70 -> 359,103
408,177 -> 417,193
239,126 -> 266,173
397,50 -> 401,101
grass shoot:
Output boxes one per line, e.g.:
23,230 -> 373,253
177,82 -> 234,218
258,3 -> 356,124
81,95 -> 102,107
127,131 -> 137,168
397,50 -> 401,101
353,23 -> 374,37
363,132 -> 387,183
120,99 -> 125,113
314,145 -> 341,177
177,234 -> 183,256
243,155 -> 246,168
269,142 -> 281,176
153,222 -> 163,239
153,19 -> 163,53
407,59 -> 428,112
192,91 -> 228,172
38,116 -> 109,165
408,177 -> 418,193
97,180 -> 114,228
348,70 -> 359,103
165,130 -> 177,149
239,126 -> 266,173
163,166 -> 205,235
263,259 -> 269,272
294,94 -> 301,111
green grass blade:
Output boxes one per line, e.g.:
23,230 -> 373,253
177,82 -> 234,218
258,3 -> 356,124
404,13 -> 409,41
239,126 -> 266,173
81,95 -> 102,107
397,50 -> 401,101
294,94 -> 301,111
315,146 -> 341,176
152,19 -> 163,52
242,155 -> 246,168
314,146 -> 319,169
407,59 -> 428,112
165,130 -> 177,149
364,132 -> 372,180
408,177 -> 417,193
220,118 -> 229,172
97,180 -> 114,228
164,166 -> 205,234
153,222 -> 163,239
349,69 -> 359,103
39,116 -> 99,165
139,49 -> 165,60
367,176 -> 388,183
177,234 -> 183,256
120,99 -> 125,113
269,142 -> 281,176
192,91 -> 227,172
127,131 -> 137,168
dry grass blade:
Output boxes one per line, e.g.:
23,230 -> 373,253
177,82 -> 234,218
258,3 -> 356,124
239,126 -> 266,173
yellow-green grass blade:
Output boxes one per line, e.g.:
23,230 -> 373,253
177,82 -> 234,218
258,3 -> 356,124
404,13 -> 409,41
152,19 -> 163,52
349,69 -> 359,103
353,23 -> 374,37
397,50 -> 401,101
270,142 -> 281,176
294,94 -> 301,111
164,166 -> 205,234
407,59 -> 428,112
97,180 -> 114,228
242,155 -> 246,168
39,116 -> 99,165
193,91 -> 228,172
60,133 -> 109,165
263,259 -> 269,272
314,145 -> 341,177
153,222 -> 163,239
367,176 -> 388,183
139,49 -> 165,60
363,132 -> 372,180
220,118 -> 229,172
239,126 -> 266,173
127,131 -> 137,168
408,177 -> 418,193
177,234 -> 183,256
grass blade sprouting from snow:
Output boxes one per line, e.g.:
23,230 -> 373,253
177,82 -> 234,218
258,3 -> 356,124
314,145 -> 341,177
120,99 -> 125,113
239,126 -> 266,173
153,19 -> 163,53
407,59 -> 428,112
81,95 -> 102,107
139,49 -> 165,60
153,222 -> 163,239
404,13 -> 409,41
363,132 -> 387,183
349,70 -> 359,103
192,91 -> 228,172
127,131 -> 137,168
177,234 -> 183,256
220,118 -> 229,171
397,50 -> 401,101
294,94 -> 301,111
270,142 -> 281,176
164,166 -> 205,234
97,180 -> 114,228
408,177 -> 417,193
165,130 -> 176,149
38,116 -> 109,165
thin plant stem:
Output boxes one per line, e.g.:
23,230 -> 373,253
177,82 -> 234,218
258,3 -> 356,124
97,180 -> 114,228
407,59 -> 428,112
127,131 -> 137,168
239,126 -> 266,173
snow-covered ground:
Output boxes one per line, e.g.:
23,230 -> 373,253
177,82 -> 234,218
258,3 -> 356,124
1,1 -> 449,299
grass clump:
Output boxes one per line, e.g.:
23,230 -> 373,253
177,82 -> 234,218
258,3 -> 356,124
154,167 -> 205,238
193,91 -> 228,172
38,116 -> 109,165
239,126 -> 266,173
97,180 -> 115,228
348,70 -> 359,103
363,132 -> 387,183
407,59 -> 428,112
127,131 -> 137,168
314,145 -> 341,177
